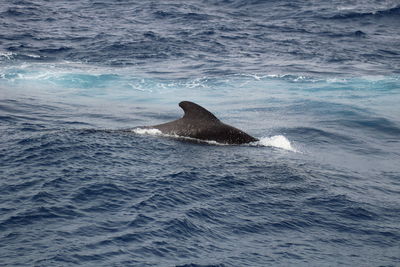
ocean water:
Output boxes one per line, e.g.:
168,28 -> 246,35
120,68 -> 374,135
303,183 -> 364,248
1,1 -> 400,266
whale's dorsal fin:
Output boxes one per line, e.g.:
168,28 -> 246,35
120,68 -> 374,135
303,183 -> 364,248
179,101 -> 220,122
144,101 -> 258,144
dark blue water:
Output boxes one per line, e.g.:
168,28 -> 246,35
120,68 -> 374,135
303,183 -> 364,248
1,1 -> 400,266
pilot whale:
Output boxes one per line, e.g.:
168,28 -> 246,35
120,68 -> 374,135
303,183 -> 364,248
141,101 -> 258,144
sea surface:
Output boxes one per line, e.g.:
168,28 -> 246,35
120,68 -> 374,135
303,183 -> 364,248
1,1 -> 400,266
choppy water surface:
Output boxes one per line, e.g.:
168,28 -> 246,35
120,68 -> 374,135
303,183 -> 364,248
1,1 -> 400,266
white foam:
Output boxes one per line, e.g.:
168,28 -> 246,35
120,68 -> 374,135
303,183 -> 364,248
0,52 -> 15,59
327,77 -> 348,83
255,135 -> 297,152
26,54 -> 41,59
132,128 -> 225,145
132,128 -> 162,135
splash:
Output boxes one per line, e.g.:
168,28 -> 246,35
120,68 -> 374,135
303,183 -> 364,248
256,135 -> 297,152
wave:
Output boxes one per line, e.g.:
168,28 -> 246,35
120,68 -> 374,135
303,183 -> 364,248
329,5 -> 400,19
0,205 -> 83,231
2,61 -> 399,88
0,52 -> 45,66
335,118 -> 400,137
1,0 -> 400,77
176,264 -> 225,267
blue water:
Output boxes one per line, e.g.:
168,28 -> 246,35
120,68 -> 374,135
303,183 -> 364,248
1,1 -> 400,266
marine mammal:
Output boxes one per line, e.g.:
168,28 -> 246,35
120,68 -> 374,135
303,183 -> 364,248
142,101 -> 258,144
